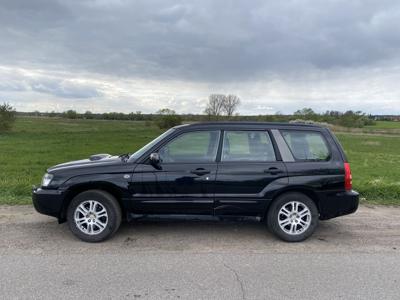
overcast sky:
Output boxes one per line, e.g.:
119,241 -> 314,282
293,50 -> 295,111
1,0 -> 400,115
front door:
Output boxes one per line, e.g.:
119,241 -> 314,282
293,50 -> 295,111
131,130 -> 221,215
214,130 -> 287,216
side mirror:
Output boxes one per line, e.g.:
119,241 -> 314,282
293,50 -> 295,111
149,152 -> 161,168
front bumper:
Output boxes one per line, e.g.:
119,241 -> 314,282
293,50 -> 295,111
319,190 -> 359,220
32,186 -> 65,218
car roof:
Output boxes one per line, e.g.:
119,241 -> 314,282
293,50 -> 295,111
174,121 -> 324,130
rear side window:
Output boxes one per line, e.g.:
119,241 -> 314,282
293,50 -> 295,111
222,131 -> 276,162
280,130 -> 330,161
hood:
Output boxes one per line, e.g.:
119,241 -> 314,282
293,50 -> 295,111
47,153 -> 123,173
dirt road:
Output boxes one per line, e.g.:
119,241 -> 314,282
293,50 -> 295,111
0,205 -> 399,299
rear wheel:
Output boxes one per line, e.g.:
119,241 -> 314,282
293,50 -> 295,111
267,192 -> 319,242
67,190 -> 122,242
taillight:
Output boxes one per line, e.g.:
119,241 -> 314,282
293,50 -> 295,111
344,162 -> 352,191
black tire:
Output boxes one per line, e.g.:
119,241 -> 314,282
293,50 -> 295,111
267,192 -> 319,242
67,190 -> 122,242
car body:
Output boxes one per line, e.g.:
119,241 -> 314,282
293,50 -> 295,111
33,122 -> 359,242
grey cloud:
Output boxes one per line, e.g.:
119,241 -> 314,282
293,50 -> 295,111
0,66 -> 102,99
30,79 -> 101,98
0,81 -> 27,92
1,0 -> 400,82
1,0 -> 400,115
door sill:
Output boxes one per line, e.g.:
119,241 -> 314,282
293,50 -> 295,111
127,213 -> 261,222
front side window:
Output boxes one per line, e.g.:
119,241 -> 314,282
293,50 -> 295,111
281,130 -> 330,161
221,131 -> 276,162
159,130 -> 220,163
129,128 -> 175,161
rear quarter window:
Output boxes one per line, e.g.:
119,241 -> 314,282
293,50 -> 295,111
280,130 -> 331,161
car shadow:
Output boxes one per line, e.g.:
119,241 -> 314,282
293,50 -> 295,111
1,212 -> 351,255
107,215 -> 348,251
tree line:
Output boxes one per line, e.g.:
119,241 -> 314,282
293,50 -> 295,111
0,96 -> 379,133
292,107 -> 375,127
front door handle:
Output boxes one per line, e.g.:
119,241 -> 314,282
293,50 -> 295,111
190,168 -> 211,176
264,167 -> 284,175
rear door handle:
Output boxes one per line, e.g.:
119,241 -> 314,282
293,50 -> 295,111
190,168 -> 211,176
264,167 -> 284,175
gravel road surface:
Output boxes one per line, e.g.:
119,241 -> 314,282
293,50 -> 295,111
0,204 -> 399,299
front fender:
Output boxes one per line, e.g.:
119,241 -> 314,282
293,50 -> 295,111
58,173 -> 134,221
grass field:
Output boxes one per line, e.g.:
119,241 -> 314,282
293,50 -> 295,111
0,117 -> 163,204
330,120 -> 400,135
365,120 -> 400,130
337,133 -> 400,205
0,117 -> 399,205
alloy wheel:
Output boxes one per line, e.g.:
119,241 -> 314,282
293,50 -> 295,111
277,201 -> 312,235
74,200 -> 108,235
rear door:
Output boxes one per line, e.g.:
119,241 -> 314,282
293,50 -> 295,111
214,130 -> 287,216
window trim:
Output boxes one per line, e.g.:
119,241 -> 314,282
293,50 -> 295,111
279,129 -> 332,162
156,129 -> 221,164
219,130 -> 278,163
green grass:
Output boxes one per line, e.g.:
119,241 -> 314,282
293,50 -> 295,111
332,120 -> 400,135
365,121 -> 400,130
0,117 -> 399,205
337,133 -> 400,205
0,117 -> 163,204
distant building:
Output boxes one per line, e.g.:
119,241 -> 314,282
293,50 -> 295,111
372,115 -> 400,121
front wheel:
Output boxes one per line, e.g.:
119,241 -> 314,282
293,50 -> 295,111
67,190 -> 122,242
267,192 -> 319,242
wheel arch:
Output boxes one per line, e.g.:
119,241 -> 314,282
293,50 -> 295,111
59,182 -> 125,222
264,187 -> 321,219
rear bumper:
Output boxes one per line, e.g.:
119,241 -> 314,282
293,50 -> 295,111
319,190 -> 359,220
32,186 -> 65,218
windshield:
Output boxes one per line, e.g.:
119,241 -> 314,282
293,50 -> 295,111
128,128 -> 175,161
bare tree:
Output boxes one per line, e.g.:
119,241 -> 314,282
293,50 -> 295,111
204,94 -> 225,117
223,94 -> 240,116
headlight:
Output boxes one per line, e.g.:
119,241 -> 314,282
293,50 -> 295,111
41,173 -> 54,187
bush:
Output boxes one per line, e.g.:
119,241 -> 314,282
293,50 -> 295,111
333,111 -> 369,128
0,103 -> 16,132
155,108 -> 182,129
156,114 -> 182,129
363,118 -> 376,126
84,111 -> 94,119
63,110 -> 78,119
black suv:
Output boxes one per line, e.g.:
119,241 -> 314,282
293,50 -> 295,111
33,122 -> 358,242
